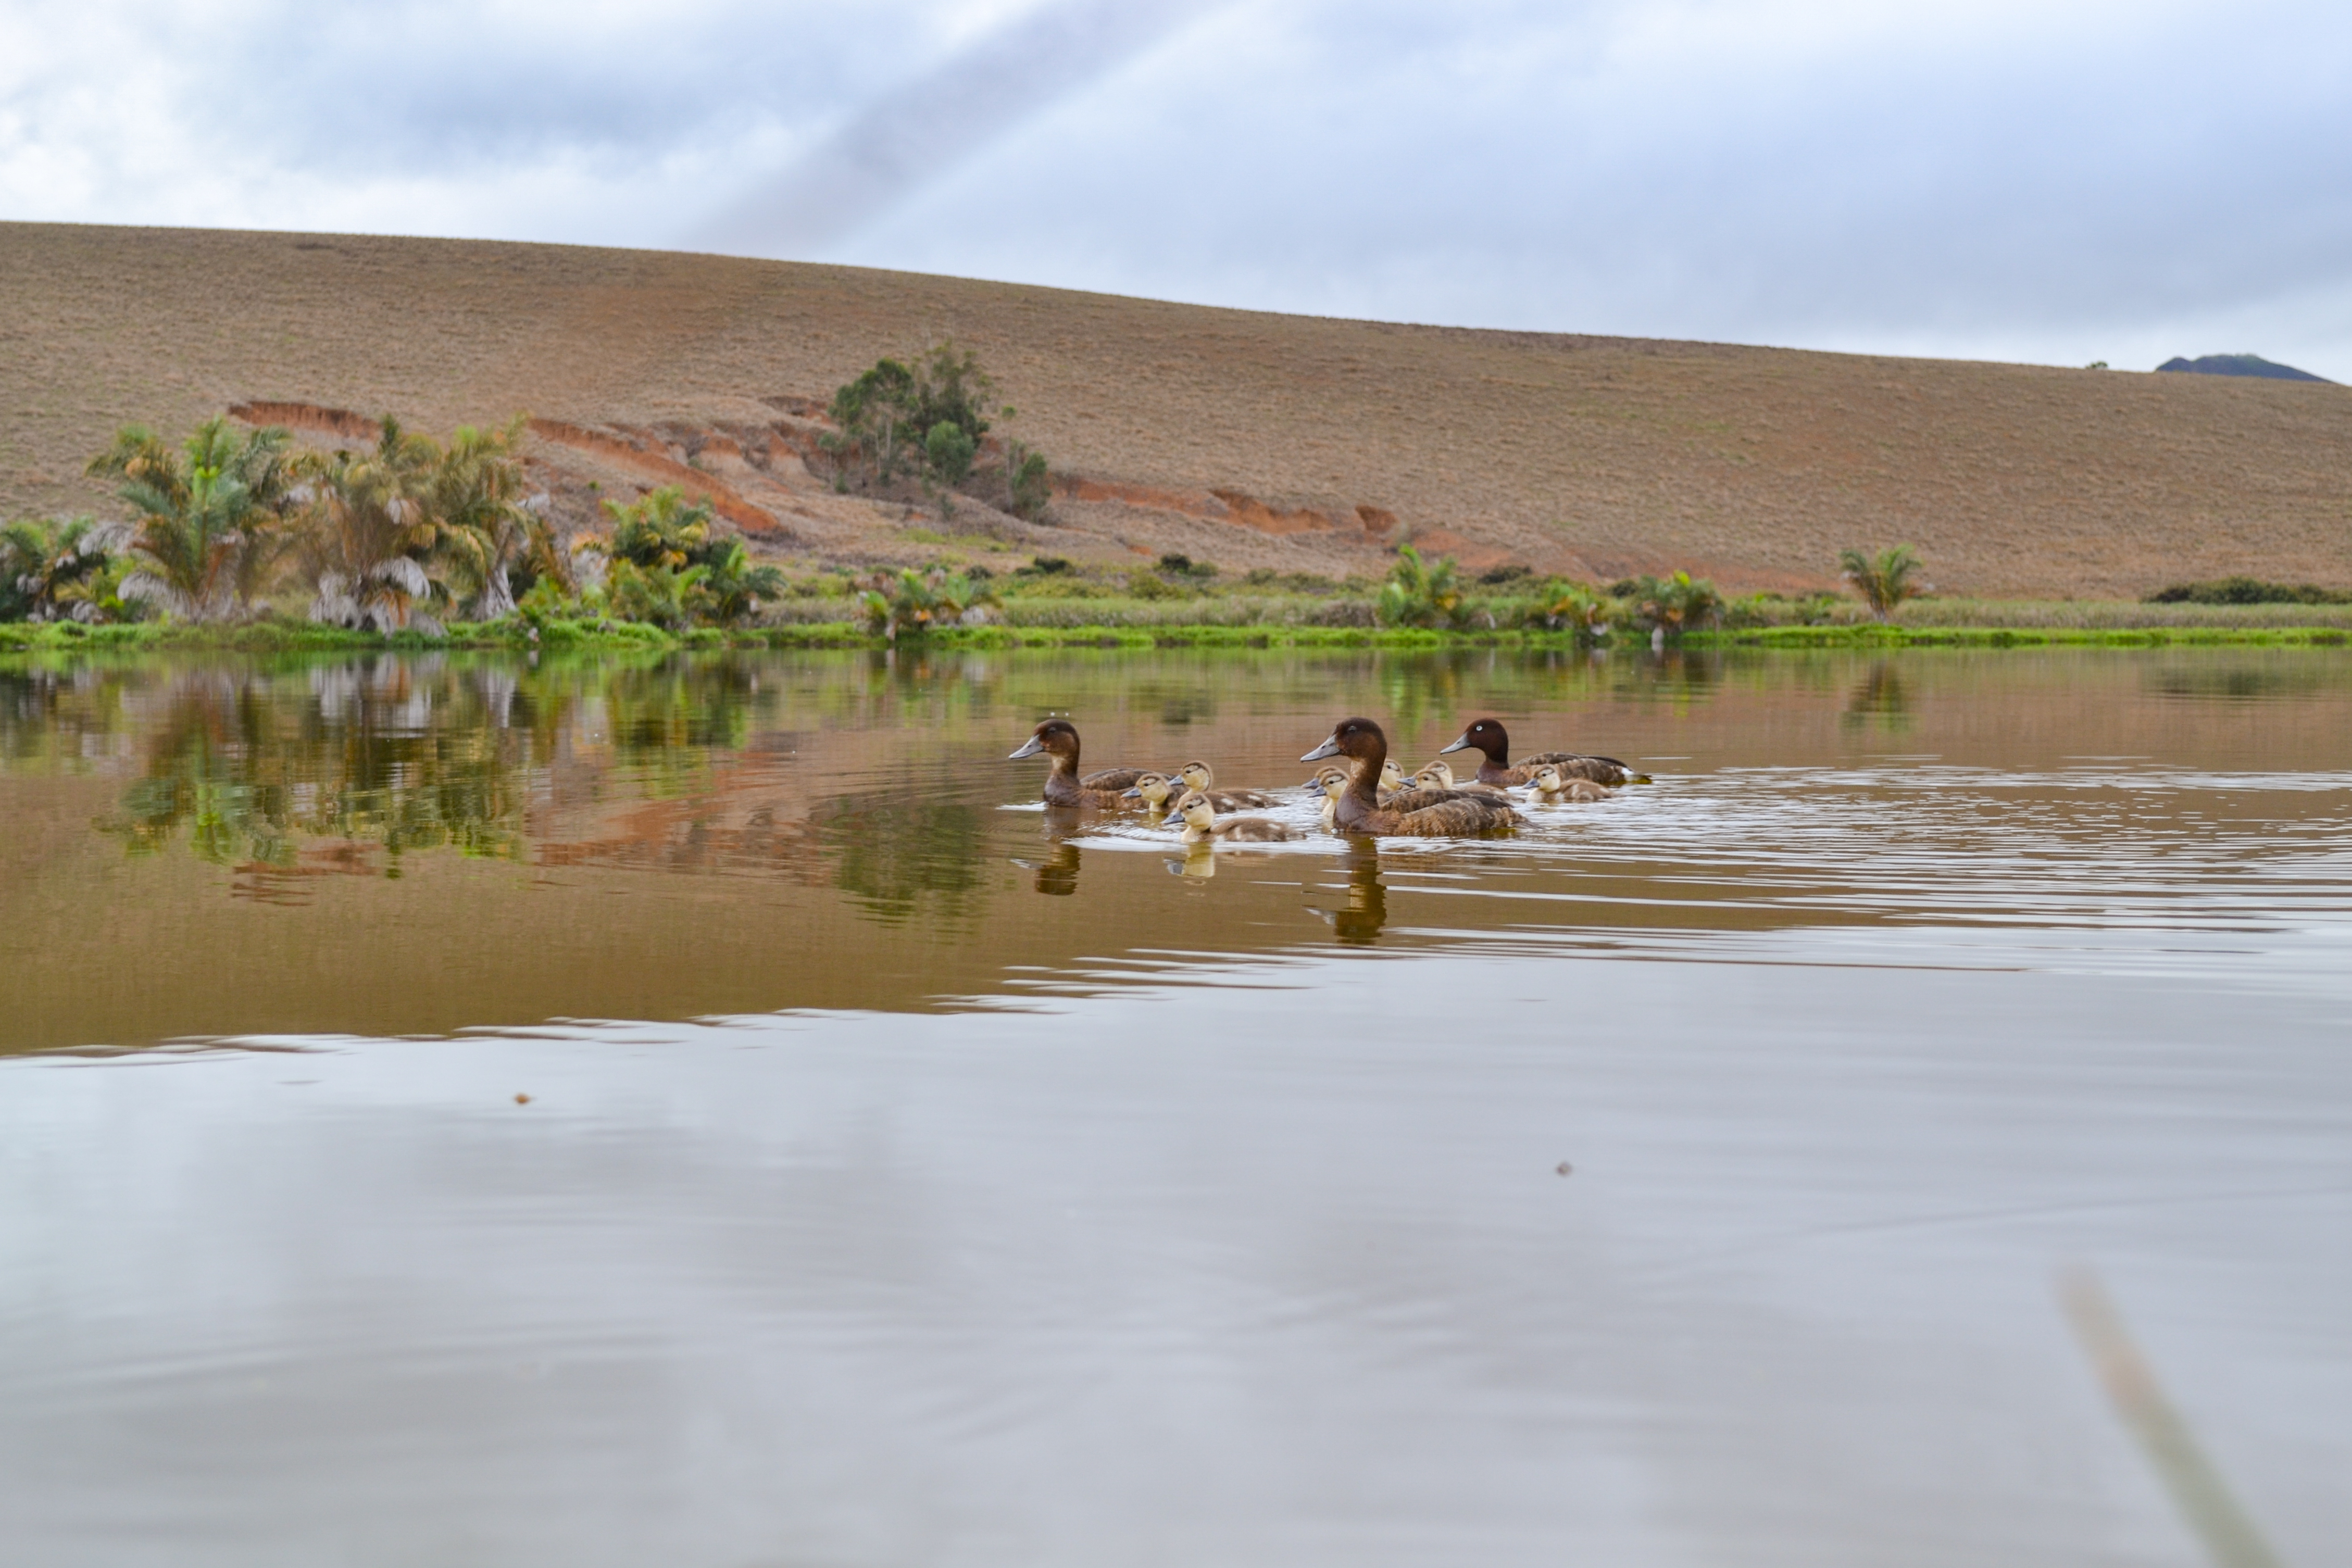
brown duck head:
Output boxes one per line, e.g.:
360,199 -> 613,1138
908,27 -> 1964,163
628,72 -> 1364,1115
1008,719 -> 1081,772
1439,718 -> 1510,766
1300,717 -> 1390,799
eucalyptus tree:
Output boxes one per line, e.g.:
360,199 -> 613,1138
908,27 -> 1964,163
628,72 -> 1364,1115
86,419 -> 298,621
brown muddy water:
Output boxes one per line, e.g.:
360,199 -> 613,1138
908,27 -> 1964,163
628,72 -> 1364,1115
1,647 -> 2347,1567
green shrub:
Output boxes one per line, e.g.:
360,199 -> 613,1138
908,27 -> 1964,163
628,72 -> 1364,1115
1375,545 -> 1468,628
2145,576 -> 2352,606
1617,571 -> 1724,637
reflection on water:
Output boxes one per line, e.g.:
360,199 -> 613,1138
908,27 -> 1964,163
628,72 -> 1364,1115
1842,659 -> 1911,731
3,646 -> 2350,1041
2,646 -> 2349,1565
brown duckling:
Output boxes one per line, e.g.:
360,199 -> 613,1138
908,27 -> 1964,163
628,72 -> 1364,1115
1438,717 -> 1648,787
1174,788 -> 1304,844
1412,759 -> 1510,796
1008,719 -> 1149,807
1301,718 -> 1522,837
1526,762 -> 1609,802
1173,760 -> 1281,811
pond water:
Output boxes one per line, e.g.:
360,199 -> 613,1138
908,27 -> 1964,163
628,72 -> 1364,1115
1,647 -> 2347,1567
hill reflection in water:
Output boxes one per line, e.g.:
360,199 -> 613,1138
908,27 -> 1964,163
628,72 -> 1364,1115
1,645 -> 2347,1047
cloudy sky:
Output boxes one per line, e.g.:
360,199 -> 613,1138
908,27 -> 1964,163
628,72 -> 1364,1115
4,0 -> 2349,378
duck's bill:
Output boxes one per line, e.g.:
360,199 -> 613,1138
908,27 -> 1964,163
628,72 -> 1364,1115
1121,786 -> 1142,798
1006,736 -> 1045,759
1299,735 -> 1343,762
1436,732 -> 1472,755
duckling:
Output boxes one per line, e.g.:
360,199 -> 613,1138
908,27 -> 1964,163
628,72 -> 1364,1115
1122,770 -> 1181,819
1300,718 -> 1522,837
1173,788 -> 1303,844
1172,760 -> 1281,811
1315,768 -> 1348,828
1526,762 -> 1609,802
1412,759 -> 1510,796
1379,756 -> 1408,796
1437,717 -> 1648,787
1007,719 -> 1149,807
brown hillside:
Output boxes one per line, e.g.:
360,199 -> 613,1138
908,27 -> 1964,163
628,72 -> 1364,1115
3,220 -> 2348,596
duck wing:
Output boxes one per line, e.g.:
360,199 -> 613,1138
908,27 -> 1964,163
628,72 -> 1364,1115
1081,767 -> 1150,792
1387,793 -> 1523,836
1207,787 -> 1280,810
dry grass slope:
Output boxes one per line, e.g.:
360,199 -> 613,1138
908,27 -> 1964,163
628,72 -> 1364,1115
3,220 -> 2348,596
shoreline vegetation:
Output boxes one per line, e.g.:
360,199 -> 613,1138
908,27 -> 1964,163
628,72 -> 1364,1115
5,605 -> 2348,658
7,349 -> 2347,662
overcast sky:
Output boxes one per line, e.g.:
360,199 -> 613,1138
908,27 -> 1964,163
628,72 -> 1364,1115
4,0 -> 2349,379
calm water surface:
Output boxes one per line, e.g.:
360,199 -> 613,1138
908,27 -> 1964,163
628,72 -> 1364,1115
1,647 -> 2347,1566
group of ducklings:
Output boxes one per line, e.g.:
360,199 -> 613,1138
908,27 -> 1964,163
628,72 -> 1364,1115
1008,713 -> 1646,841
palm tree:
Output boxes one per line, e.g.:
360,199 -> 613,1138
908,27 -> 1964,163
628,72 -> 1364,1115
1,517 -> 126,622
1840,544 -> 1926,620
691,539 -> 786,626
294,417 -> 447,634
429,419 -> 536,620
1375,545 -> 1468,628
86,420 -> 297,621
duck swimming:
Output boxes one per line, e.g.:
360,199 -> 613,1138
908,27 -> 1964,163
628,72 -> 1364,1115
1172,760 -> 1281,811
1311,767 -> 1349,828
1008,720 -> 1150,807
1173,789 -> 1303,844
1123,771 -> 1181,819
1302,718 -> 1522,836
1526,762 -> 1609,802
1438,717 -> 1647,787
1412,759 -> 1510,796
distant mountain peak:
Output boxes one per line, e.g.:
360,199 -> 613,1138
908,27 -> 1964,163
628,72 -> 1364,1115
2156,353 -> 2332,383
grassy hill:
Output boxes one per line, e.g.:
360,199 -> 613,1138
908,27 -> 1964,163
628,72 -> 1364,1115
4,221 -> 2348,598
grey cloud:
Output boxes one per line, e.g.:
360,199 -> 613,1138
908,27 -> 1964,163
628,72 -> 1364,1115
693,0 -> 1215,255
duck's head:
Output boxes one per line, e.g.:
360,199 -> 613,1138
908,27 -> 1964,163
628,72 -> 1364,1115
1528,762 -> 1566,792
1008,719 -> 1079,762
1300,716 -> 1387,765
1380,757 -> 1407,791
1316,769 -> 1348,801
1415,760 -> 1459,789
1173,789 -> 1217,830
1439,717 -> 1509,762
1123,771 -> 1175,807
1174,760 -> 1215,791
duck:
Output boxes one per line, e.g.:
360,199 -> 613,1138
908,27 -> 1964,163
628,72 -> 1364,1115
1437,717 -> 1648,788
1412,759 -> 1511,796
1173,789 -> 1303,844
1301,718 -> 1522,837
1007,719 -> 1149,807
1526,762 -> 1609,802
1172,760 -> 1281,811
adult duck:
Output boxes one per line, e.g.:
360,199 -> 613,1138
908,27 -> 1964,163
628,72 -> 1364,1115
1438,717 -> 1647,787
1008,720 -> 1149,807
1302,718 -> 1522,836
1173,789 -> 1303,844
1172,760 -> 1281,811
